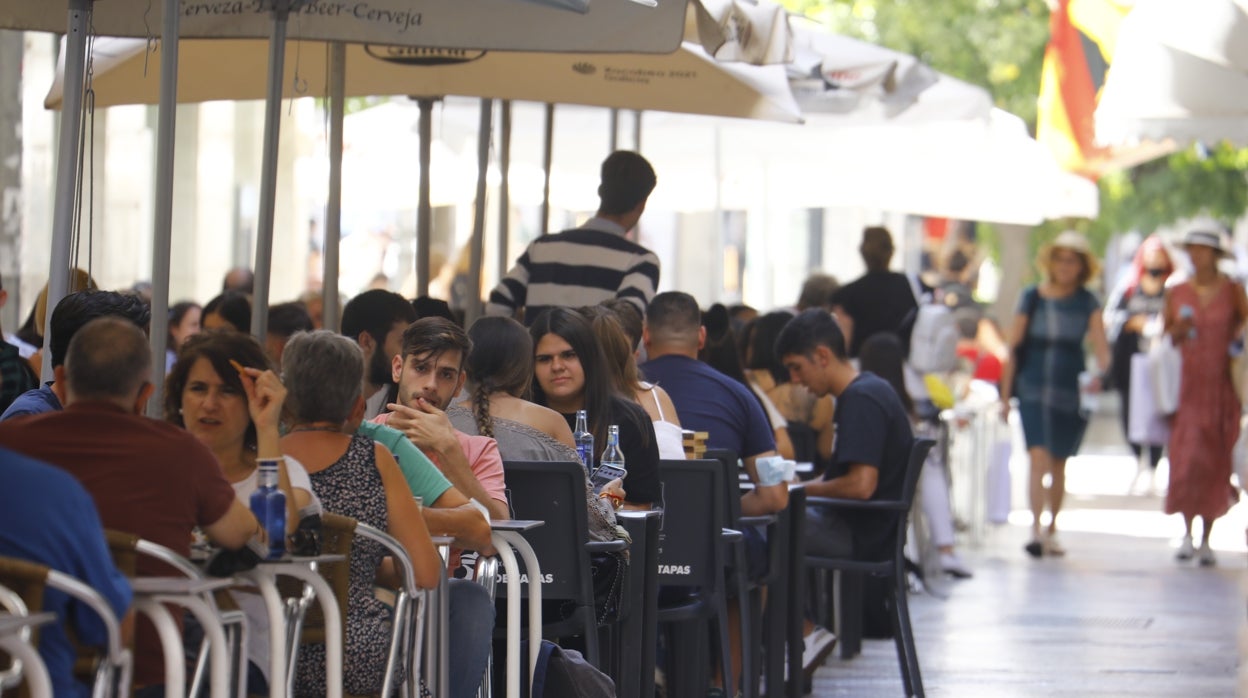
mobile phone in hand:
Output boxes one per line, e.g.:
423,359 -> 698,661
589,463 -> 627,493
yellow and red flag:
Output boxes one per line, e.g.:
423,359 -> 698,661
1037,0 -> 1134,178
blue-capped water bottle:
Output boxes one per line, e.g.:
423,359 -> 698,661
250,458 -> 286,559
574,409 -> 594,473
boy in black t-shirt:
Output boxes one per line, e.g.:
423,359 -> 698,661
776,309 -> 915,674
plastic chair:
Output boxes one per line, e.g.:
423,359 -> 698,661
804,437 -> 936,698
654,458 -> 738,696
497,460 -> 628,670
0,555 -> 133,698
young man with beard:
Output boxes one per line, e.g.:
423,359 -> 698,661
374,316 -> 510,521
341,290 -> 417,420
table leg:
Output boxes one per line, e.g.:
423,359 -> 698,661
491,534 -> 522,698
282,566 -> 343,698
497,531 -> 543,693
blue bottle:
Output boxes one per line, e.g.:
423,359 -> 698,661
574,409 -> 594,473
250,459 -> 286,559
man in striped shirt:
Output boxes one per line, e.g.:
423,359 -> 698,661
486,150 -> 660,324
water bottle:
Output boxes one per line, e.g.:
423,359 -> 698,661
250,459 -> 286,559
1179,305 -> 1196,340
574,409 -> 594,473
592,425 -> 627,493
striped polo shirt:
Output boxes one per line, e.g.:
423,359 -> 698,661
486,217 -> 660,323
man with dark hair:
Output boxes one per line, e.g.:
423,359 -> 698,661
640,291 -> 790,690
341,289 -> 418,419
486,150 -> 660,323
775,308 -> 915,672
374,317 -> 509,521
0,317 -> 261,694
265,301 -> 314,370
1,290 -> 151,421
222,266 -> 255,295
831,226 -> 918,357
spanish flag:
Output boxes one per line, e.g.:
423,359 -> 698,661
1037,0 -> 1130,178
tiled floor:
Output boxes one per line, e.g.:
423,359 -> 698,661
809,403 -> 1246,697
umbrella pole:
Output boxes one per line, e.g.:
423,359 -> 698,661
497,100 -> 512,281
250,2 -> 293,343
42,0 -> 90,380
466,99 -> 493,325
633,109 -> 643,150
324,41 -> 345,332
416,97 -> 435,298
146,0 -> 181,417
609,108 -> 620,151
540,103 -> 554,235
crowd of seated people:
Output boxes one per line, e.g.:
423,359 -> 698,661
0,257 -> 988,697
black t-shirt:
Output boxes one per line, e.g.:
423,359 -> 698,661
562,397 -> 661,505
824,372 -> 914,561
832,271 -> 918,358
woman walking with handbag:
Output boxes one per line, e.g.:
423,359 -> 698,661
1000,231 -> 1111,558
1164,228 -> 1248,566
1105,236 -> 1175,492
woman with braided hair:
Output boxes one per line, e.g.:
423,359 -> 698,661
446,316 -> 626,543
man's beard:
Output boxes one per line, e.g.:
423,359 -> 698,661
368,345 -> 393,389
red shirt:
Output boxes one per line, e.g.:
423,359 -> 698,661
957,345 -> 1003,384
0,401 -> 236,688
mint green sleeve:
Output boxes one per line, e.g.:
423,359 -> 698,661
356,421 -> 453,504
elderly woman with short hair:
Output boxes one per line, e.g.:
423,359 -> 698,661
279,330 -> 441,697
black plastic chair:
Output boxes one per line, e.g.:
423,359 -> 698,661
498,460 -> 628,670
655,458 -> 739,696
804,437 -> 936,698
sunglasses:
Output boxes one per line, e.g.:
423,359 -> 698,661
1144,268 -> 1170,278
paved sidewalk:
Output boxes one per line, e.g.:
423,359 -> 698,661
810,403 -> 1246,696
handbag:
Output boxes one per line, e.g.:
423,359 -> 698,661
1128,352 -> 1169,445
1010,287 -> 1041,398
1149,335 -> 1182,416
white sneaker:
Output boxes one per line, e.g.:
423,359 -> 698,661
801,626 -> 837,677
1198,543 -> 1216,567
1176,536 -> 1195,561
940,552 -> 973,579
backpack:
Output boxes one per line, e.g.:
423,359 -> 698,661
906,299 -> 960,374
513,639 -> 615,698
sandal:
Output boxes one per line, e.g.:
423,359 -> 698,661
1044,532 -> 1066,557
1024,539 -> 1043,558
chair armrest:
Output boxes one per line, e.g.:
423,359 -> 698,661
738,514 -> 777,527
721,528 -> 744,543
805,496 -> 909,513
585,540 -> 629,554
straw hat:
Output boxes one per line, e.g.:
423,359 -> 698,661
1040,230 -> 1100,281
1182,227 -> 1232,258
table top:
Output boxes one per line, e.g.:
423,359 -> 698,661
255,554 -> 346,566
0,612 -> 56,634
615,510 -> 661,520
131,577 -> 234,595
491,519 -> 545,532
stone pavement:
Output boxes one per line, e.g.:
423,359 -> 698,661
809,400 -> 1246,697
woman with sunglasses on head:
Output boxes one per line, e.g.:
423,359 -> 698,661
1105,236 -> 1174,492
528,307 -> 661,510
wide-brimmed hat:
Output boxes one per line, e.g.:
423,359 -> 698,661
1040,230 -> 1100,281
1182,227 -> 1232,258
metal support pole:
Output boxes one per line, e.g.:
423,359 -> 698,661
609,108 -> 620,152
466,99 -> 493,325
633,110 -> 643,151
324,42 -> 345,332
146,0 -> 181,416
497,100 -> 512,282
250,2 -> 292,342
42,0 -> 90,380
540,103 -> 554,235
416,97 -> 435,297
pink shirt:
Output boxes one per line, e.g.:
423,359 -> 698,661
371,413 -> 509,511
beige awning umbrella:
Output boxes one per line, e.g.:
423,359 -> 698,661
1095,0 -> 1248,147
46,37 -> 802,122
